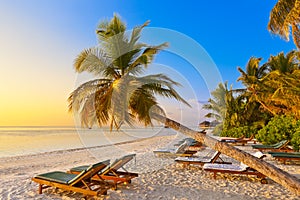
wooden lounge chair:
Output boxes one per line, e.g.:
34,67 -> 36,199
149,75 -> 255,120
268,152 -> 300,164
203,152 -> 267,183
221,135 -> 256,146
174,151 -> 231,167
32,160 -> 111,197
69,154 -> 138,188
174,138 -> 204,151
174,138 -> 200,146
252,140 -> 293,152
220,135 -> 245,142
153,140 -> 197,157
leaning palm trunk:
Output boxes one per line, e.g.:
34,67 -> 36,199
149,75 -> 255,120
152,113 -> 300,196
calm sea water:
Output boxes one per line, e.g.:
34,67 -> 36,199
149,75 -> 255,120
0,126 -> 179,158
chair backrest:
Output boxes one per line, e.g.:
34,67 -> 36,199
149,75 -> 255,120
101,154 -> 136,175
210,151 -> 221,163
175,141 -> 189,153
273,140 -> 288,148
68,159 -> 110,185
248,134 -> 254,140
252,151 -> 266,159
175,138 -> 194,147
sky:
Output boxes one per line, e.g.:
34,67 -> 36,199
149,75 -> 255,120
0,0 -> 296,126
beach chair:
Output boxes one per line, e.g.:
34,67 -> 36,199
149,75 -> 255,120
69,154 -> 138,187
220,135 -> 256,146
32,160 -> 111,197
220,135 -> 245,142
175,151 -> 231,167
268,152 -> 300,164
252,140 -> 293,152
153,140 -> 197,157
203,152 -> 267,183
174,138 -> 199,146
174,138 -> 204,151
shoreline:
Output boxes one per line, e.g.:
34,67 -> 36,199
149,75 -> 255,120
1,134 -> 300,200
0,134 -> 173,160
0,126 -> 179,158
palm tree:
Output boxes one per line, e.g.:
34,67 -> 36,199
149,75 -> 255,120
262,69 -> 300,118
268,0 -> 300,49
203,82 -> 231,134
68,15 -> 300,195
203,82 -> 228,121
204,80 -> 268,135
238,52 -> 300,122
203,82 -> 246,132
256,51 -> 300,117
237,57 -> 275,115
68,15 -> 188,130
265,51 -> 300,74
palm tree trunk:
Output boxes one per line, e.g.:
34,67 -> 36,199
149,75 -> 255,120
255,95 -> 277,116
151,113 -> 300,196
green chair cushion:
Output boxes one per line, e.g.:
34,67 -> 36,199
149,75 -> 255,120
71,160 -> 110,172
70,165 -> 89,172
252,144 -> 276,149
269,152 -> 300,158
35,171 -> 77,184
252,140 -> 288,149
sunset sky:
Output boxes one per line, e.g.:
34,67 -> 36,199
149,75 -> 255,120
0,0 -> 295,126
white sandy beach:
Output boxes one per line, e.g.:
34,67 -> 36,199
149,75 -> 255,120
0,135 -> 300,200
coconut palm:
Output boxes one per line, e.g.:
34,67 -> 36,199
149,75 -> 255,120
255,51 -> 300,117
237,57 -> 274,114
203,82 -> 228,121
268,0 -> 300,49
261,69 -> 300,118
203,82 -> 231,134
237,52 -> 300,120
68,15 -> 300,195
203,82 -> 245,132
204,80 -> 267,134
68,15 -> 188,129
265,51 -> 300,74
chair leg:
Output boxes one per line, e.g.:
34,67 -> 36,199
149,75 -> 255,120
38,184 -> 43,194
213,172 -> 217,179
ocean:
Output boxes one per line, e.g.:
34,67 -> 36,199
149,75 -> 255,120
0,126 -> 180,158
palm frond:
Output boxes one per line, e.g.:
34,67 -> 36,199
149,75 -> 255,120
268,0 -> 300,49
292,23 -> 300,48
74,47 -> 116,77
79,94 -> 97,128
68,79 -> 112,112
129,20 -> 150,47
130,88 -> 158,126
127,42 -> 168,74
110,75 -> 136,129
135,74 -> 190,107
268,0 -> 296,40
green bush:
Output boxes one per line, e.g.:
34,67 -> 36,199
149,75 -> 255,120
256,115 -> 297,145
291,128 -> 300,151
212,124 -> 223,136
220,126 -> 259,138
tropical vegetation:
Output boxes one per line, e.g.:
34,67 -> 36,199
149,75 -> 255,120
204,51 -> 300,150
256,115 -> 300,151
